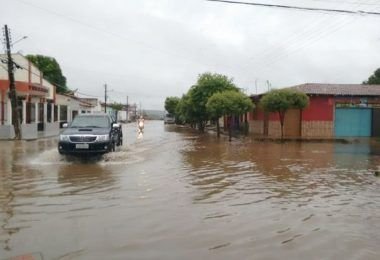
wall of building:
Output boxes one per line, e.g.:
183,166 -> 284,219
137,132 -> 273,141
302,96 -> 334,121
301,121 -> 334,137
300,96 -> 334,137
0,54 -> 29,82
249,120 -> 263,134
42,79 -> 55,100
250,95 -> 335,138
268,121 -> 281,136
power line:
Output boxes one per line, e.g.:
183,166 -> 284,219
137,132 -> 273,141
244,0 -> 365,64
0,63 -> 8,71
235,0 -> 377,84
244,0 -> 379,75
1,56 -> 142,101
205,0 -> 380,15
2,56 -> 165,101
287,0 -> 380,6
0,56 -> 77,94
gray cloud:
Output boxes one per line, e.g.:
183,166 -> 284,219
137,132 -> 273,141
2,0 -> 380,109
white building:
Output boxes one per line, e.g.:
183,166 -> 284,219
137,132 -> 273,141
55,94 -> 100,125
0,54 -> 101,140
0,54 -> 58,139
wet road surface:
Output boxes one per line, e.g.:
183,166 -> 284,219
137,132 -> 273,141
0,121 -> 380,259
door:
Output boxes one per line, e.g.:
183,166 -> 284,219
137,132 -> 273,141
335,108 -> 372,137
72,110 -> 78,120
372,108 -> 380,137
284,109 -> 301,137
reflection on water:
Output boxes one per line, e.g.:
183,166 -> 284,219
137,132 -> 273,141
0,121 -> 380,259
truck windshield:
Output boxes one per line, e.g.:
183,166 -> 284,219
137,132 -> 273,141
70,116 -> 110,128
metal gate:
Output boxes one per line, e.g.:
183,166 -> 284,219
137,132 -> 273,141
334,108 -> 372,137
372,108 -> 380,137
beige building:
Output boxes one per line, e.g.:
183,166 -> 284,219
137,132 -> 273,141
0,54 -> 101,140
0,54 -> 58,139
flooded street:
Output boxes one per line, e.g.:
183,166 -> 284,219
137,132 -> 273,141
1,120 -> 380,259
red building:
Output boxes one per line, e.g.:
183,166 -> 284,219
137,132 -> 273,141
249,83 -> 380,138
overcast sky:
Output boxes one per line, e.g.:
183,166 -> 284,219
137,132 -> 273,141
2,0 -> 380,110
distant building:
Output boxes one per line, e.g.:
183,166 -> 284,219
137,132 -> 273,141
249,83 -> 380,138
79,98 -> 102,113
55,94 -> 101,127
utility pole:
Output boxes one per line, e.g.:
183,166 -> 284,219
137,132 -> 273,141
3,25 -> 21,139
104,83 -> 107,113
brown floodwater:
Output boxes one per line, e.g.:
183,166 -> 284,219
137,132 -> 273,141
0,121 -> 380,259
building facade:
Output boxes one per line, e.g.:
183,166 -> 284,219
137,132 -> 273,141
249,83 -> 380,138
0,54 -> 59,139
0,54 -> 101,140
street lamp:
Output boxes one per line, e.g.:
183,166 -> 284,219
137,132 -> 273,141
11,36 -> 27,47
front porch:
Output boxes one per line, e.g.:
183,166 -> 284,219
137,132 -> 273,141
0,96 -> 68,140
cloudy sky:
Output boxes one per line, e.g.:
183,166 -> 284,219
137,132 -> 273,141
2,0 -> 380,109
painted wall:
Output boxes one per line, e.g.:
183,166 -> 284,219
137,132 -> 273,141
0,54 -> 29,82
250,95 -> 334,137
302,96 -> 334,121
0,54 -> 54,97
42,79 -> 55,100
249,93 -> 380,138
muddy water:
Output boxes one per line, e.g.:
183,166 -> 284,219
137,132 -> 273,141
0,121 -> 380,259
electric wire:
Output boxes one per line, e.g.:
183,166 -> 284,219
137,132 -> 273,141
205,0 -> 380,15
250,0 -> 380,78
235,0 -> 368,91
238,0 -> 378,85
287,0 -> 380,6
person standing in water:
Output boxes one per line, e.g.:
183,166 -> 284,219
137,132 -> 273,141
137,116 -> 144,136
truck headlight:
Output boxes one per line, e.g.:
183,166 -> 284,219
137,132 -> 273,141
59,135 -> 70,142
96,135 -> 110,142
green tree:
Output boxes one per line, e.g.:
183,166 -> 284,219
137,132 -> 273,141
207,90 -> 254,140
109,102 -> 123,111
175,94 -> 195,126
260,89 -> 309,139
187,72 -> 238,131
164,96 -> 180,116
26,54 -> 69,93
363,68 -> 380,85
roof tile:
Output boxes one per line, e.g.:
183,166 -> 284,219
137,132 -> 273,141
289,83 -> 380,96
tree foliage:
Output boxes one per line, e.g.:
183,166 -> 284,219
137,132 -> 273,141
165,72 -> 253,137
164,96 -> 180,115
260,89 -> 309,138
207,90 -> 253,118
363,68 -> 380,85
175,94 -> 195,125
207,90 -> 254,138
26,54 -> 69,93
109,102 -> 123,111
184,72 -> 238,131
